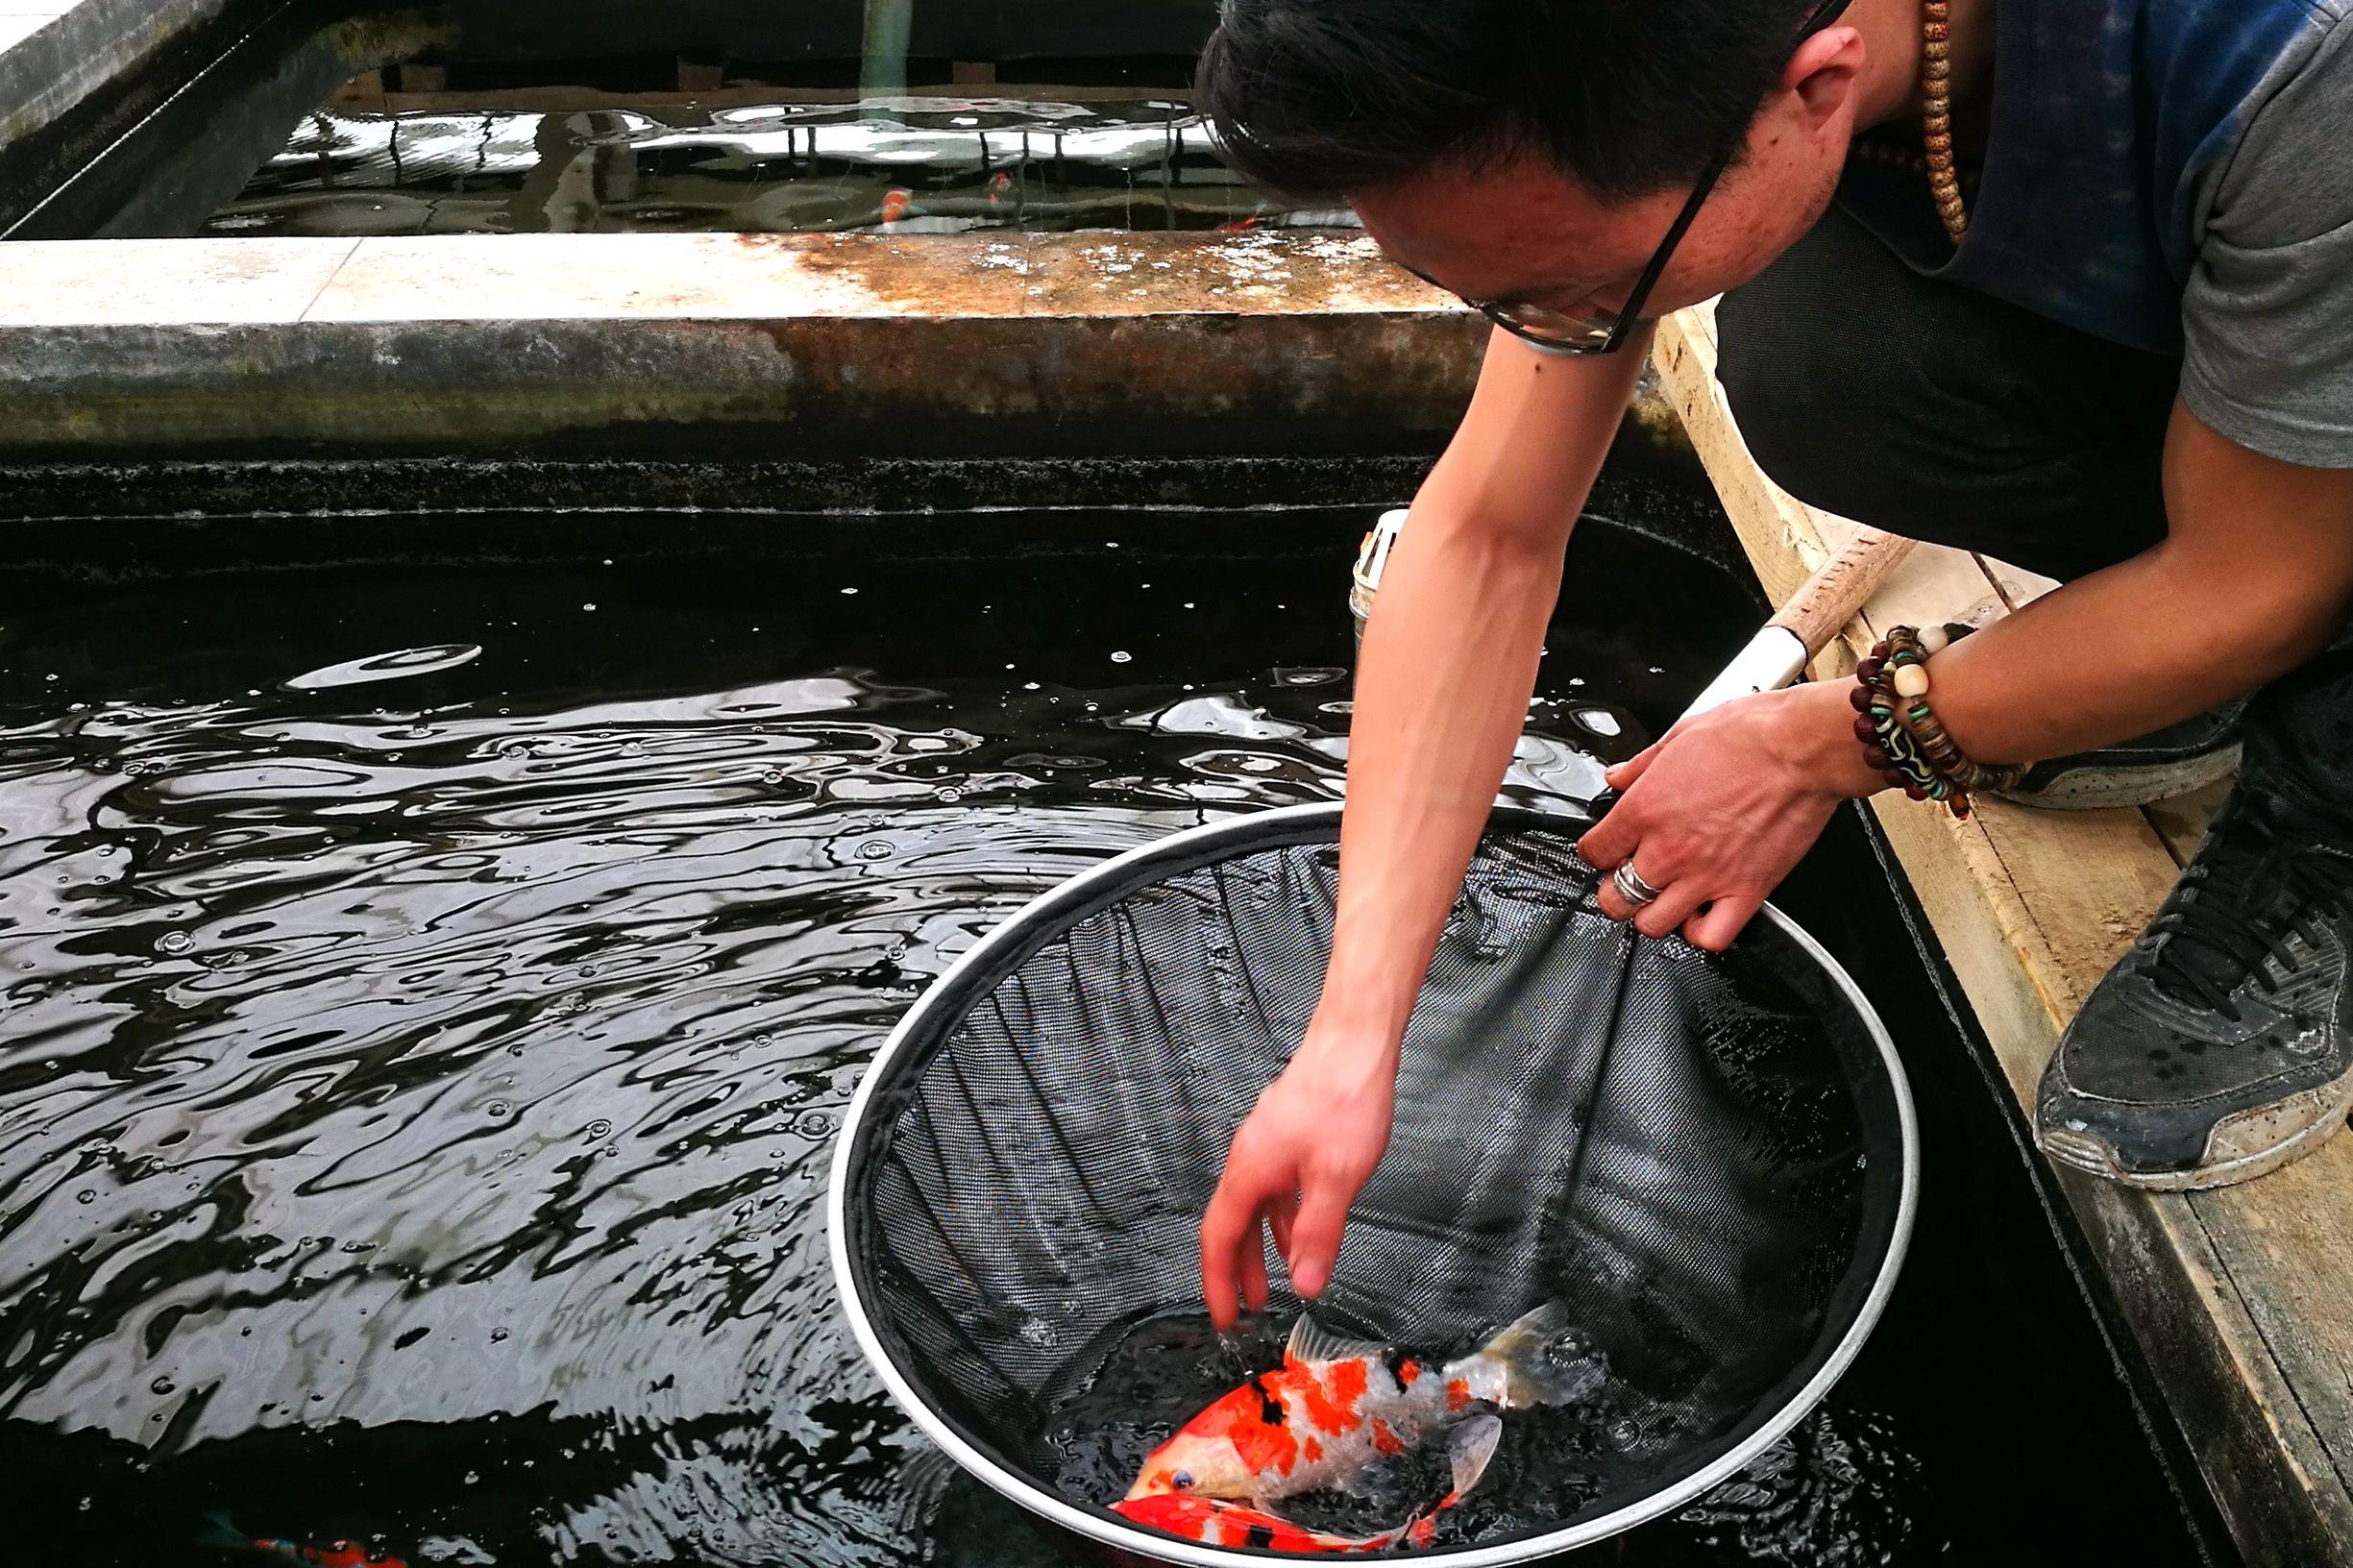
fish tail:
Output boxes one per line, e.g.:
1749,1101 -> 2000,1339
1449,1303 -> 1607,1411
1340,1416 -> 1500,1554
194,1509 -> 250,1551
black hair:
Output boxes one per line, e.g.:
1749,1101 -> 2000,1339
1197,0 -> 1824,203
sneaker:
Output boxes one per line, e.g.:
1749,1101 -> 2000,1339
1990,699 -> 2244,811
2035,782 -> 2353,1189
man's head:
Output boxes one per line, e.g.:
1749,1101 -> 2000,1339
1198,0 -> 1871,340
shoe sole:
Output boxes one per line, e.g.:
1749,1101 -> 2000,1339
1990,747 -> 2242,813
2038,1070 -> 2353,1191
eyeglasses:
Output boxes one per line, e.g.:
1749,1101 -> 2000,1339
1401,0 -> 1853,356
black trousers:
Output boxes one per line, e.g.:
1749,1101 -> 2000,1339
1713,203 -> 2353,822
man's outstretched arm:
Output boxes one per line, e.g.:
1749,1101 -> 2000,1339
1199,327 -> 1648,1330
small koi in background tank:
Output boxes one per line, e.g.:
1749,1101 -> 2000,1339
197,1511 -> 408,1568
1115,1304 -> 1605,1553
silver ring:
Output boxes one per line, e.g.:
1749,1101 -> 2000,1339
1611,861 -> 1663,909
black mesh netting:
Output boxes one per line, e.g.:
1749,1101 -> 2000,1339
838,807 -> 1910,1555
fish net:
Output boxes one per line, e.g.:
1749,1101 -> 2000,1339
830,805 -> 1913,1561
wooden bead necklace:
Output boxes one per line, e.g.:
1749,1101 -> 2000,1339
1922,0 -> 1968,243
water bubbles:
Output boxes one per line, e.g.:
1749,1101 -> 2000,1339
761,767 -> 786,785
797,1110 -> 837,1138
582,603 -> 599,612
1110,650 -> 1133,664
489,1328 -> 509,1344
486,1100 -> 512,1119
155,930 -> 193,956
856,840 -> 893,862
841,587 -> 860,596
150,1376 -> 175,1395
585,1119 -> 613,1139
76,1189 -> 95,1205
936,787 -> 963,804
621,740 -> 645,757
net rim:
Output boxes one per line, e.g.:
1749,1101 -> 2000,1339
827,800 -> 1920,1565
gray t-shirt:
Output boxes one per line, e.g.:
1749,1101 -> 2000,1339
2182,8 -> 2353,469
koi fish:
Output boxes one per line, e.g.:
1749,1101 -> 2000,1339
984,170 -> 1016,205
878,187 -> 920,224
1114,1306 -> 1602,1550
1115,1450 -> 1484,1555
198,1512 -> 407,1568
1215,213 -> 1261,233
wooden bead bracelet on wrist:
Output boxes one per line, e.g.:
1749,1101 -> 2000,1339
1847,623 -> 2024,819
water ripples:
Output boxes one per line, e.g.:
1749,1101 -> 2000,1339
0,598 -> 1652,1563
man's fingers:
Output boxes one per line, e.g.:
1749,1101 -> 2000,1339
1633,876 -> 1710,941
1201,1158 -> 1286,1331
1240,1221 -> 1270,1314
1684,894 -> 1764,953
1595,849 -> 1673,924
1287,1180 -> 1356,1300
1602,736 -> 1668,792
1577,798 -> 1639,871
1267,1191 -> 1298,1264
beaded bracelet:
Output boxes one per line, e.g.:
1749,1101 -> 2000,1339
1846,623 -> 2024,818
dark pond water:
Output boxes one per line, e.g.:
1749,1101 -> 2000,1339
0,511 -> 2211,1566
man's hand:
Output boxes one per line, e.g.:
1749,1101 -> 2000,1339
1198,1033 -> 1397,1333
1577,681 -> 1877,949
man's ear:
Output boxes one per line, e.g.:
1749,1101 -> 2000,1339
1782,24 -> 1865,125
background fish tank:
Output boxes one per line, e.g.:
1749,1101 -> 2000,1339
5,0 -> 1350,240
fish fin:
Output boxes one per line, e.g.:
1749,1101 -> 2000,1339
1447,1412 -> 1504,1498
1448,1302 -> 1608,1411
194,1510 -> 249,1551
1284,1311 -> 1390,1368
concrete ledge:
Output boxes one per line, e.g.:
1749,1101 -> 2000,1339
0,231 -> 1488,456
0,0 -> 229,150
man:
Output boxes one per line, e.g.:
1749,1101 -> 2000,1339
1192,0 -> 2353,1331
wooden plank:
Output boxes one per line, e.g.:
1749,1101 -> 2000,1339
1654,305 -> 2353,1566
1975,551 -> 2060,612
2149,777 -> 2235,869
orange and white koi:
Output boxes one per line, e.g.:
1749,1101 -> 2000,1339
1114,1306 -> 1602,1550
1115,1485 -> 1457,1555
877,187 -> 920,224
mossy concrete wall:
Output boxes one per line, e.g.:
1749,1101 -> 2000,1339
0,231 -> 1496,459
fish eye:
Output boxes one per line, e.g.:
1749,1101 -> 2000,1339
1171,1471 -> 1193,1490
